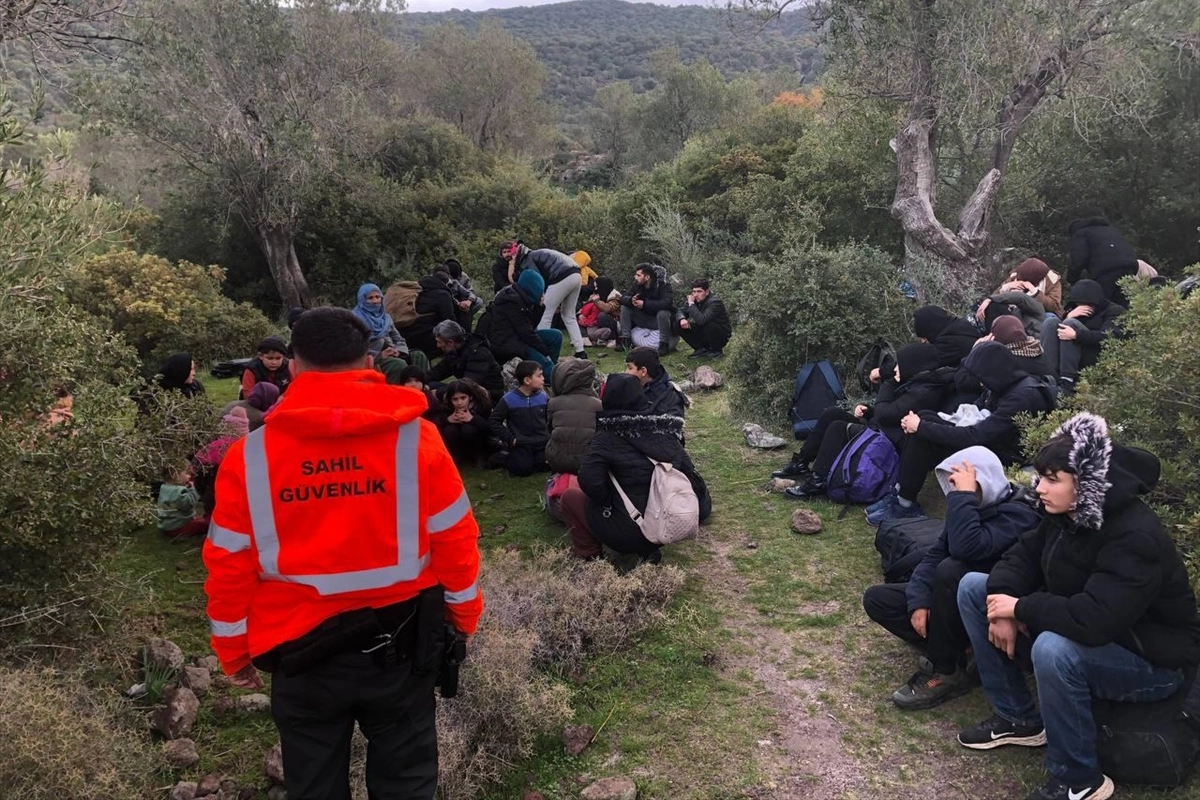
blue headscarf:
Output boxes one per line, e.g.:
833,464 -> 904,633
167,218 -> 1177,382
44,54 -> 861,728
353,283 -> 393,340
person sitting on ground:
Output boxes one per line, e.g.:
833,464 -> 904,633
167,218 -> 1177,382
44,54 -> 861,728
619,263 -> 675,355
575,373 -> 711,563
351,283 -> 413,361
488,269 -> 562,380
869,342 -> 1056,525
394,365 -> 439,422
395,269 -> 461,357
914,305 -> 981,369
221,382 -> 281,432
435,379 -> 493,468
625,347 -> 687,419
975,283 -> 1050,339
444,258 -> 475,293
192,405 -> 250,522
999,257 -> 1064,317
675,278 -> 732,359
157,352 -> 206,399
426,319 -> 504,404
489,360 -> 551,477
987,315 -> 1051,377
955,413 -> 1200,800
1067,216 -> 1139,307
442,259 -> 484,318
504,241 -> 588,359
157,463 -> 209,538
581,276 -> 621,346
375,349 -> 432,385
863,446 -> 1041,710
546,357 -> 602,476
240,336 -> 292,399
782,344 -> 951,497
1039,279 -> 1124,397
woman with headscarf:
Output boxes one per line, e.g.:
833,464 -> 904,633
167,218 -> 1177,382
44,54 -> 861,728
158,353 -> 206,399
352,283 -> 411,359
575,373 -> 711,563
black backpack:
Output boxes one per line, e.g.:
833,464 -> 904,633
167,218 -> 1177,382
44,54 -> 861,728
856,337 -> 896,395
790,361 -> 844,439
874,515 -> 944,583
1093,667 -> 1200,787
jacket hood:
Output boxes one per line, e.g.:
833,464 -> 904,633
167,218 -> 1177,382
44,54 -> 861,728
961,342 -> 1027,392
1012,258 -> 1050,285
571,250 -> 591,268
265,369 -> 427,436
1068,216 -> 1110,234
595,276 -> 615,298
552,357 -> 598,397
936,446 -> 1010,508
497,283 -> 532,309
895,343 -> 941,381
1067,279 -> 1109,312
1047,412 -> 1159,530
159,352 -> 194,390
913,305 -> 955,340
595,411 -> 685,443
419,274 -> 450,292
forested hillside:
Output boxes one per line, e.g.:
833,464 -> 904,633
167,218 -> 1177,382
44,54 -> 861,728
393,0 -> 818,111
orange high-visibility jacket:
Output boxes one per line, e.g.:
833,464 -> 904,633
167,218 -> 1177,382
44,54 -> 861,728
202,369 -> 483,675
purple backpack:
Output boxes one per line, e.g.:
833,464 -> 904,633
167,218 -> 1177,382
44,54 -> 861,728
826,428 -> 900,511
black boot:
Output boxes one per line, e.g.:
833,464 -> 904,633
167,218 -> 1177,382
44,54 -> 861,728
772,454 -> 811,480
784,474 -> 826,499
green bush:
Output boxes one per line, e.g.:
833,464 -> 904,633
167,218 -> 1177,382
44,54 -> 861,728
727,241 -> 914,424
1021,276 -> 1200,588
67,250 -> 276,369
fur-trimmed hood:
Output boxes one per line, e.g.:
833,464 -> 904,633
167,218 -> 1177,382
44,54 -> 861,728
1047,412 -> 1160,531
596,412 -> 685,444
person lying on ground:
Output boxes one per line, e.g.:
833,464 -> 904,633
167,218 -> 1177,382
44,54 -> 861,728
955,412 -> 1200,800
863,446 -> 1041,710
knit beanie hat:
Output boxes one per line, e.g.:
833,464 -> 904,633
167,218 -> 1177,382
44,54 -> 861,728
1012,258 -> 1050,285
257,336 -> 288,355
516,268 -> 545,301
990,314 -> 1026,345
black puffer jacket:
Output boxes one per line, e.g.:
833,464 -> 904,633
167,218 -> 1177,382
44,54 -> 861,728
546,358 -> 602,474
578,375 -> 710,539
868,344 -> 952,446
621,264 -> 674,315
521,248 -> 581,286
1062,279 -> 1125,369
1067,217 -> 1138,303
914,306 -> 981,368
990,413 -> 1200,669
427,334 -> 504,401
400,275 -> 458,356
488,284 -> 549,362
915,342 -> 1055,464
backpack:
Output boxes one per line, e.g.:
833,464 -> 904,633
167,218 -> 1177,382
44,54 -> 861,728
826,427 -> 900,511
856,337 -> 896,395
610,458 -> 700,545
1093,668 -> 1200,787
790,361 -> 844,439
384,281 -> 423,328
874,515 -> 944,583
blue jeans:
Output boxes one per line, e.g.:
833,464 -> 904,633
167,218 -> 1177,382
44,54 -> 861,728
958,572 -> 1184,785
525,329 -> 562,379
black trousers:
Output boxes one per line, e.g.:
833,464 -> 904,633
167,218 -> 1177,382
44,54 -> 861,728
897,436 -> 956,501
271,651 -> 438,800
862,557 -> 974,674
675,322 -> 731,353
506,444 -> 547,477
796,407 -> 858,464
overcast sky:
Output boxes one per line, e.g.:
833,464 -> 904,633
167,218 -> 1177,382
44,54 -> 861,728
405,0 -> 716,13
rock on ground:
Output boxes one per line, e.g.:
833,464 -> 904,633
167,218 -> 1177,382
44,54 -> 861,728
562,724 -> 595,756
170,782 -> 198,800
580,776 -> 637,800
742,423 -> 787,449
196,773 -> 221,796
197,655 -> 221,673
790,508 -> 823,535
768,477 -> 796,493
266,786 -> 287,800
181,665 -> 212,697
265,743 -> 285,784
237,693 -> 271,713
145,638 -> 185,673
153,686 -> 200,739
691,365 -> 722,389
162,738 -> 200,769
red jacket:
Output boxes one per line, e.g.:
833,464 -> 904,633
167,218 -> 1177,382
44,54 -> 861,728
203,369 -> 483,675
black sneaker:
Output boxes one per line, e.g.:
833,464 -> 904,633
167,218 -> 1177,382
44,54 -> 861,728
1024,776 -> 1113,800
784,475 -> 826,499
574,351 -> 589,360
687,349 -> 711,359
771,456 -> 811,480
958,714 -> 1046,750
891,659 -> 972,710
707,349 -> 724,357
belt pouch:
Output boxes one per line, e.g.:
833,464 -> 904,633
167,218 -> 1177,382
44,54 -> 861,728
278,607 -> 382,676
414,585 -> 447,675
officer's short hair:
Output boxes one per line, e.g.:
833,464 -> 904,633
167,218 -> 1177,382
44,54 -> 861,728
291,307 -> 370,369
514,359 -> 542,385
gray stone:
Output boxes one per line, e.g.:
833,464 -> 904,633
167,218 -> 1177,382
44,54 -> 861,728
237,693 -> 271,713
162,738 -> 200,769
180,665 -> 212,697
562,724 -> 594,756
153,686 -> 200,739
691,365 -> 722,389
238,789 -> 259,800
218,778 -> 240,800
196,655 -> 221,674
265,743 -> 285,784
768,477 -> 796,492
170,782 -> 198,800
145,638 -> 185,673
196,774 -> 221,796
790,508 -> 823,535
266,786 -> 287,800
742,422 -> 787,450
676,379 -> 696,392
580,776 -> 638,800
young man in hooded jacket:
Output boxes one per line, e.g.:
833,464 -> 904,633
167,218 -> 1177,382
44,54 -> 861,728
955,412 -> 1200,800
1039,279 -> 1124,397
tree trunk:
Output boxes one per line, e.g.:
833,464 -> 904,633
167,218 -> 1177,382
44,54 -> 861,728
252,223 -> 314,310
